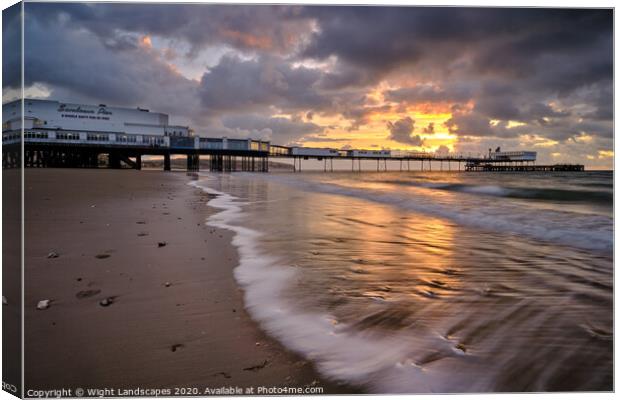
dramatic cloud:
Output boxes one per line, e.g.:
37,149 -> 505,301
198,55 -> 326,115
6,3 -> 613,167
2,4 -> 21,93
221,114 -> 323,143
423,123 -> 435,134
385,84 -> 474,105
387,117 -> 424,146
26,3 -> 315,56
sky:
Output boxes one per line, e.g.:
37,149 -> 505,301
2,3 -> 614,168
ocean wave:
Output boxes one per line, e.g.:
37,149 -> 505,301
255,175 -> 613,252
381,180 -> 613,203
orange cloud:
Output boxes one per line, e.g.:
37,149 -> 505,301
139,35 -> 153,49
220,29 -> 273,50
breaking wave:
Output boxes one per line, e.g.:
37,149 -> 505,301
257,174 -> 612,252
381,180 -> 612,204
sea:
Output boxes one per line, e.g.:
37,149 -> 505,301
190,171 -> 613,393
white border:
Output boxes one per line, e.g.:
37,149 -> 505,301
0,2 -> 616,400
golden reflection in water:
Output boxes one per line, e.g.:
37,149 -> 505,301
212,172 -> 613,391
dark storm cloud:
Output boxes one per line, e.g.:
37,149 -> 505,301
385,83 -> 474,105
21,10 -> 199,122
341,104 -> 392,131
27,3 -> 313,55
445,111 -> 495,138
3,3 -> 21,90
198,55 -> 327,114
387,116 -> 424,146
301,7 -> 610,79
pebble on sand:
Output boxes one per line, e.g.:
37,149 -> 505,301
171,344 -> 184,352
95,254 -> 111,259
47,251 -> 59,259
164,282 -> 171,287
158,242 -> 167,247
99,297 -> 115,307
37,299 -> 51,310
455,343 -> 467,353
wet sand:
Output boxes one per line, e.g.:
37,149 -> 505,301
23,169 -> 355,394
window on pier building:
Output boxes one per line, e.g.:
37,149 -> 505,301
87,133 -> 109,141
24,131 -> 48,139
117,135 -> 137,143
57,132 -> 80,140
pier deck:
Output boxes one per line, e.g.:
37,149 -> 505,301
3,132 -> 585,172
465,163 -> 585,172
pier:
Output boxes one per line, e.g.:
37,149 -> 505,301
2,133 -> 586,173
2,100 -> 585,173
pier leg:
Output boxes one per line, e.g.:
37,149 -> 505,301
136,154 -> 142,170
186,154 -> 199,171
164,153 -> 171,171
109,152 -> 121,169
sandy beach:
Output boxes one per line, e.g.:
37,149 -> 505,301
23,169 -> 354,394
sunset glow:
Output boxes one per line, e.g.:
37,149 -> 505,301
5,4 -> 612,169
